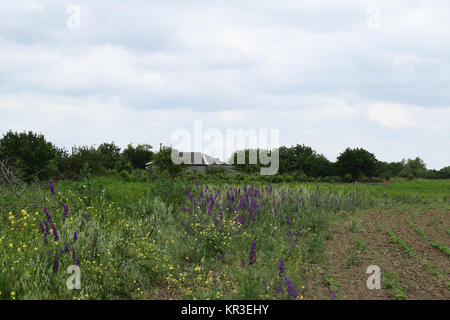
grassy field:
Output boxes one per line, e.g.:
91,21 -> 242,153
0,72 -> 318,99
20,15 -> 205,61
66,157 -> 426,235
0,177 -> 448,300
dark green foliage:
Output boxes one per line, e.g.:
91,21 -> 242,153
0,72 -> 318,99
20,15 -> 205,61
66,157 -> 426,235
401,157 -> 427,178
122,144 -> 154,170
278,144 -> 335,177
0,130 -> 59,180
229,148 -> 271,174
336,148 -> 377,180
150,146 -> 185,178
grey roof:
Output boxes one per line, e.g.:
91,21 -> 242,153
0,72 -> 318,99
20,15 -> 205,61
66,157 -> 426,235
146,152 -> 230,167
180,152 -> 229,166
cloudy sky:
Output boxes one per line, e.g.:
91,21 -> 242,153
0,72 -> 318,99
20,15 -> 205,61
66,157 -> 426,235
0,0 -> 449,169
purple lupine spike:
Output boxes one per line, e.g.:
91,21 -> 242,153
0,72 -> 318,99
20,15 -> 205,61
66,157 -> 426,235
53,254 -> 59,273
49,180 -> 56,195
63,205 -> 69,221
64,243 -> 69,253
279,260 -> 285,278
44,221 -> 50,234
73,231 -> 78,242
76,256 -> 80,265
284,277 -> 298,298
44,207 -> 52,224
249,240 -> 256,265
51,223 -> 59,241
72,247 -> 76,261
39,221 -> 45,234
240,259 -> 247,269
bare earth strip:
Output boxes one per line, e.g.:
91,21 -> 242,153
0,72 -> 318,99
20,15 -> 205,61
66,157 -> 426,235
381,210 -> 450,280
410,207 -> 450,247
323,207 -> 450,300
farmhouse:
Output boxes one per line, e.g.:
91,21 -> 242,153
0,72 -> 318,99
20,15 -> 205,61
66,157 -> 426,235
146,152 -> 237,173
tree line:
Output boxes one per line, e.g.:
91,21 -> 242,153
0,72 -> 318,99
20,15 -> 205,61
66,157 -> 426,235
0,130 -> 449,182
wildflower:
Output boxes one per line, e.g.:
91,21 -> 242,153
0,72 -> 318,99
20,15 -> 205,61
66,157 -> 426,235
329,291 -> 336,300
249,240 -> 256,265
83,212 -> 88,222
51,223 -> 59,242
49,180 -> 56,195
284,277 -> 298,298
72,247 -> 76,261
73,231 -> 78,242
240,259 -> 247,269
63,205 -> 69,221
44,207 -> 52,224
279,260 -> 285,278
53,254 -> 59,273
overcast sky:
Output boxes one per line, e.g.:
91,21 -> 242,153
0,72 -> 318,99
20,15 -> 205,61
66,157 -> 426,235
0,0 -> 449,169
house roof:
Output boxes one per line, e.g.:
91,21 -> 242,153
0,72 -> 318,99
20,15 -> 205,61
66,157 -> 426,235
180,152 -> 229,166
146,152 -> 230,166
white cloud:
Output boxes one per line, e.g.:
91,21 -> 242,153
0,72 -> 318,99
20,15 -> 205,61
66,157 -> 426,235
0,0 -> 449,169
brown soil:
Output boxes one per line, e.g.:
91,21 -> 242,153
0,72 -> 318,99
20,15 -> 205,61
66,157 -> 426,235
410,207 -> 450,247
321,206 -> 450,300
147,282 -> 182,300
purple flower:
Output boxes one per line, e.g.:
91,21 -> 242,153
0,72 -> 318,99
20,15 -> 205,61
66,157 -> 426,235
51,223 -> 59,242
72,247 -> 76,261
241,259 -> 247,269
329,291 -> 336,300
63,205 -> 69,221
44,221 -> 50,235
83,212 -> 88,222
73,231 -> 78,242
49,180 -> 56,195
64,243 -> 69,253
279,260 -> 285,278
53,254 -> 59,273
284,277 -> 298,298
39,221 -> 45,234
249,240 -> 256,265
44,207 -> 52,224
76,256 -> 80,265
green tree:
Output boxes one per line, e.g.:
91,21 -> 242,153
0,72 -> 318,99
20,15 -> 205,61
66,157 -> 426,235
336,147 -> 377,180
122,144 -> 154,169
0,130 -> 59,180
229,149 -> 268,174
97,142 -> 121,170
278,144 -> 335,177
151,146 -> 185,178
401,157 -> 426,178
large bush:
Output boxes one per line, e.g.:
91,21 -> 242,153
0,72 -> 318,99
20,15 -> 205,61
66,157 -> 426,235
0,130 -> 60,180
336,148 -> 377,180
